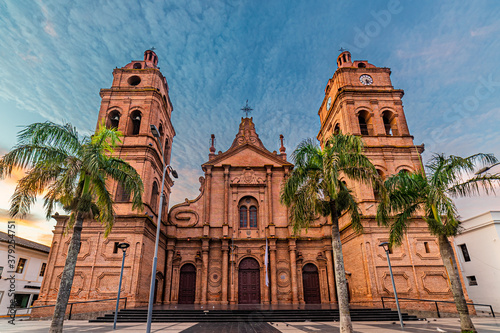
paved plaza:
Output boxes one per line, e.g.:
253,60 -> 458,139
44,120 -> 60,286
1,317 -> 499,332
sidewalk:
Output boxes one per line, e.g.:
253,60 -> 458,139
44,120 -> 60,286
0,317 -> 498,332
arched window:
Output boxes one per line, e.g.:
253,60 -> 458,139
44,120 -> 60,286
164,137 -> 171,164
158,123 -> 164,137
358,115 -> 369,135
399,168 -> 410,174
133,63 -> 142,69
239,196 -> 258,229
116,183 -> 130,202
334,123 -> 340,135
151,181 -> 159,212
107,111 -> 120,129
161,191 -> 167,219
358,63 -> 366,68
373,169 -> 384,201
239,206 -> 248,228
130,110 -> 142,135
382,111 -> 398,136
357,110 -> 372,135
249,206 -> 257,228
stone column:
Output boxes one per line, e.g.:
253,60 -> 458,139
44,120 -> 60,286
201,239 -> 210,304
324,245 -> 337,303
223,165 -> 230,224
204,166 -> 212,237
171,252 -> 181,304
221,240 -> 229,304
296,254 -> 305,304
266,166 -> 273,225
195,251 -> 203,304
288,240 -> 299,303
229,250 -> 236,304
317,254 -> 329,304
269,239 -> 278,304
163,243 -> 175,304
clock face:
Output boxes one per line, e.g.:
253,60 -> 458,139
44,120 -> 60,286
359,74 -> 373,85
326,97 -> 332,110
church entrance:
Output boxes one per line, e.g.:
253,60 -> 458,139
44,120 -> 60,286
178,264 -> 196,304
302,263 -> 321,304
238,258 -> 261,304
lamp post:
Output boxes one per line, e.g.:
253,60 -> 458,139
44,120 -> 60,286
379,242 -> 404,329
146,125 -> 178,333
113,242 -> 130,330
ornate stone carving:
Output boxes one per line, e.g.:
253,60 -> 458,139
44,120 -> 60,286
63,238 -> 92,261
421,271 -> 450,295
231,168 -> 265,185
56,271 -> 85,296
96,272 -> 125,294
277,269 -> 291,288
209,267 -> 222,288
382,272 -> 411,294
171,210 -> 200,227
229,117 -> 266,150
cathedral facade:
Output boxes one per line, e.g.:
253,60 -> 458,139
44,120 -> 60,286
33,50 -> 460,316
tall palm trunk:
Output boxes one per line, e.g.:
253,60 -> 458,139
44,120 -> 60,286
437,234 -> 476,333
330,201 -> 353,333
49,214 -> 83,333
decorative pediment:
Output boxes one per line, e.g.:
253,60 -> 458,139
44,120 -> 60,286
231,168 -> 265,185
230,117 -> 265,150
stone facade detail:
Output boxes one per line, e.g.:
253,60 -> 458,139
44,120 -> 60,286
32,50 -> 464,317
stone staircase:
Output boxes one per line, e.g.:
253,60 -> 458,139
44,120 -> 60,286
90,308 -> 420,323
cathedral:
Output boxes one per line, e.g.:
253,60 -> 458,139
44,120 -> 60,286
33,50 -> 460,316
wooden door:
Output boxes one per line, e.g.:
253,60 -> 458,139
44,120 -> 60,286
238,258 -> 261,304
178,264 -> 196,304
302,263 -> 321,304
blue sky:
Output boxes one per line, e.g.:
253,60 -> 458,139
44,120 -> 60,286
1,0 -> 499,245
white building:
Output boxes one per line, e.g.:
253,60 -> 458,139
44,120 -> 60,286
454,211 -> 500,314
0,231 -> 49,317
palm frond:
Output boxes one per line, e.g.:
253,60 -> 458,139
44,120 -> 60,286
447,173 -> 500,197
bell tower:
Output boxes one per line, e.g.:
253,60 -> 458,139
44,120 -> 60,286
314,52 -> 457,308
33,50 -> 176,316
318,50 -> 423,211
97,49 -> 175,219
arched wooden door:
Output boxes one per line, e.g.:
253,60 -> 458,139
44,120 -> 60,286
302,263 -> 321,304
178,264 -> 196,304
238,258 -> 261,304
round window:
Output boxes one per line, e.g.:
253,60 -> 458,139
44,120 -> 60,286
128,75 -> 141,86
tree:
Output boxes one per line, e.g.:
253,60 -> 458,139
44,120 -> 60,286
0,121 -> 144,333
376,153 -> 500,333
281,133 -> 381,333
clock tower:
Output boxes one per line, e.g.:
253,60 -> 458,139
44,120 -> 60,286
318,50 -> 422,209
316,51 -> 458,308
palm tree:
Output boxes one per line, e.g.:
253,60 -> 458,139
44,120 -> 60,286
0,121 -> 144,333
376,153 -> 500,333
281,133 -> 381,333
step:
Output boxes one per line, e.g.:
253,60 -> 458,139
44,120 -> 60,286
90,308 -> 419,323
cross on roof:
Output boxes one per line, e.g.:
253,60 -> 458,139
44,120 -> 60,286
339,47 -> 347,52
241,100 -> 253,118
150,46 -> 156,51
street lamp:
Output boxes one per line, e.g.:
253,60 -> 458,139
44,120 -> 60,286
113,242 -> 130,330
146,125 -> 178,333
379,242 -> 404,329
